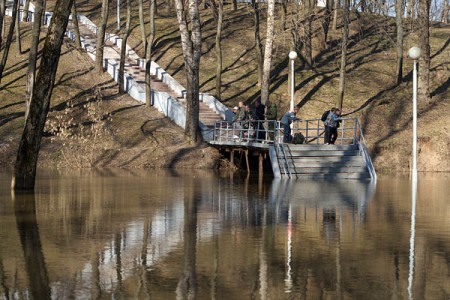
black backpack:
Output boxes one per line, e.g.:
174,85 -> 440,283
321,110 -> 330,122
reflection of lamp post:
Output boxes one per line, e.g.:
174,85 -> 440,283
288,51 -> 297,112
408,47 -> 421,182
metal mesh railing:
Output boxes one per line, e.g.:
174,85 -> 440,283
213,118 -> 358,145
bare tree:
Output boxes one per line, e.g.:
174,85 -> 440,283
252,0 -> 263,87
303,0 -> 314,69
118,0 -> 132,94
26,0 -> 44,121
261,0 -> 275,105
175,0 -> 202,141
15,3 -> 21,54
213,0 -> 223,99
145,0 -> 155,107
0,0 -> 19,83
22,0 -> 31,22
332,0 -> 339,30
407,0 -> 415,18
12,0 -> 74,191
320,0 -> 333,50
71,0 -> 82,48
417,0 -> 431,102
442,0 -> 449,23
138,0 -> 147,54
0,0 -> 5,45
337,0 -> 349,109
96,0 -> 110,73
280,0 -> 288,31
395,0 -> 404,85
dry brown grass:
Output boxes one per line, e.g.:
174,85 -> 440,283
1,4 -> 449,172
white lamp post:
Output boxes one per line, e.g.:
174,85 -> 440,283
288,51 -> 297,112
408,46 -> 421,182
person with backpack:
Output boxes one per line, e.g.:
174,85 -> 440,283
322,107 -> 335,144
330,109 -> 342,144
324,108 -> 342,145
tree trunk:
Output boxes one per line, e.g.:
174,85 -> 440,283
118,0 -> 132,94
15,3 -> 21,54
138,0 -> 147,54
12,0 -> 74,191
26,0 -> 44,121
395,0 -> 404,85
280,0 -> 287,31
22,0 -> 31,22
252,0 -> 263,87
261,0 -> 275,105
0,0 -> 19,84
337,0 -> 349,109
442,0 -> 449,23
232,0 -> 237,10
71,0 -> 82,48
303,0 -> 313,69
96,0 -> 109,73
332,0 -> 339,31
145,0 -> 155,107
320,0 -> 332,50
166,0 -> 173,14
0,0 -> 5,45
407,0 -> 414,18
42,0 -> 47,25
175,0 -> 201,141
417,0 -> 431,102
214,0 -> 223,99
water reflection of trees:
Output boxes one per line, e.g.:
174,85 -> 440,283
0,172 -> 449,298
12,191 -> 51,300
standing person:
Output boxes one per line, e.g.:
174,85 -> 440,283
330,109 -> 342,144
232,101 -> 246,140
325,108 -> 342,144
280,106 -> 300,143
232,101 -> 246,122
323,107 -> 335,144
265,100 -> 278,142
254,99 -> 265,141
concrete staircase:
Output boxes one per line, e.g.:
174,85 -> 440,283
270,144 -> 372,179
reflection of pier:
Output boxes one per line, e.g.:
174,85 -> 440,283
0,172 -> 376,298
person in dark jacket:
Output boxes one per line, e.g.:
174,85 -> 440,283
254,99 -> 266,141
324,108 -> 342,144
323,107 -> 335,144
280,106 -> 300,143
265,100 -> 278,141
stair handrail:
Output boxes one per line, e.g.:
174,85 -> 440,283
276,143 -> 291,177
354,118 -> 377,181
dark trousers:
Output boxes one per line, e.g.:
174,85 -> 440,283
324,125 -> 331,144
283,123 -> 291,143
330,127 -> 338,144
325,126 -> 337,144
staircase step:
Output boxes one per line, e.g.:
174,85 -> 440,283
283,172 -> 372,180
281,150 -> 360,157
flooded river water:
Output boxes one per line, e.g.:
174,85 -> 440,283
0,169 -> 449,299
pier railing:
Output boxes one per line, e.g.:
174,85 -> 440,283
212,118 -> 377,180
212,118 -> 358,145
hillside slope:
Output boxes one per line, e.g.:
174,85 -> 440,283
1,4 -> 449,172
